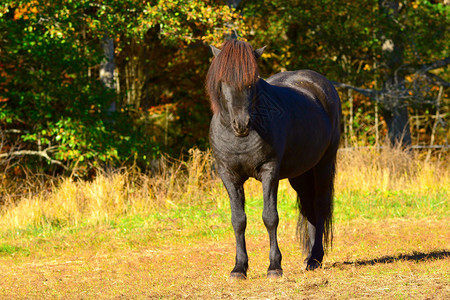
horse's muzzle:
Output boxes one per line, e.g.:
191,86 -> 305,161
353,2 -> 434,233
232,118 -> 250,137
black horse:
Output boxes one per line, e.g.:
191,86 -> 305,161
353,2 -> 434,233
206,40 -> 341,279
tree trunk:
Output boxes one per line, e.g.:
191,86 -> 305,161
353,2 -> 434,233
226,0 -> 243,39
117,26 -> 162,111
227,0 -> 242,7
378,0 -> 412,147
381,101 -> 412,146
100,36 -> 116,114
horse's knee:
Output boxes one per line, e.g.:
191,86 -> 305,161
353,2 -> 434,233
262,210 -> 279,230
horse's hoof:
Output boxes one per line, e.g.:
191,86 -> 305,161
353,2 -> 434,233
306,259 -> 322,271
267,269 -> 283,279
230,272 -> 247,280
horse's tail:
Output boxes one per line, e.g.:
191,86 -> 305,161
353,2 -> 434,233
296,158 -> 336,255
323,158 -> 336,251
296,207 -> 312,256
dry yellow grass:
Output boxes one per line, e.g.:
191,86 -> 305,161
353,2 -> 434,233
336,146 -> 449,194
0,149 -> 222,231
1,147 -> 448,232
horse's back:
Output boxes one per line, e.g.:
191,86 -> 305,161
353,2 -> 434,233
266,70 -> 341,132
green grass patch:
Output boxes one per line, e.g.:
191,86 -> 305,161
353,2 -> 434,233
335,189 -> 449,221
1,185 -> 447,259
0,244 -> 30,256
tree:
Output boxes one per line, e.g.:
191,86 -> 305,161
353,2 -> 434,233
0,0 -> 245,174
1,0 -> 447,176
240,0 -> 449,146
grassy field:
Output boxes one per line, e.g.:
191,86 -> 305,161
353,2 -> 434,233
0,147 -> 449,299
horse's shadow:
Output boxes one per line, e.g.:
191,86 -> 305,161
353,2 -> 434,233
328,250 -> 449,269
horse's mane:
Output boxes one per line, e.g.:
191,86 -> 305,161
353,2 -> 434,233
206,40 -> 259,114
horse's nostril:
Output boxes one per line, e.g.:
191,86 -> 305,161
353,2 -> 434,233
232,119 -> 239,129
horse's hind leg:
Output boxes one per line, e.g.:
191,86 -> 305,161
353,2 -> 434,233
290,157 -> 336,270
310,157 -> 336,270
289,171 -> 318,267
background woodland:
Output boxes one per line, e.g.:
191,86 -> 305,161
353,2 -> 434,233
0,0 -> 448,176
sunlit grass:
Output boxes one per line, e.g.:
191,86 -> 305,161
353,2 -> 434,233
0,147 -> 448,236
0,147 -> 448,298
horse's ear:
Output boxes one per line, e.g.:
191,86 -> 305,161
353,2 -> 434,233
210,45 -> 221,57
254,45 -> 267,59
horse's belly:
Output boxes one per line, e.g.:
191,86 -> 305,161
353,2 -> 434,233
278,154 -> 322,179
278,131 -> 332,179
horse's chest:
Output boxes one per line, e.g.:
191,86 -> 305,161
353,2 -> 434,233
211,133 -> 276,179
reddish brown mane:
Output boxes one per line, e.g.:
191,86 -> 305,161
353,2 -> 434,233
206,40 -> 259,114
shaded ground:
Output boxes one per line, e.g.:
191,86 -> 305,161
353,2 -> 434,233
1,218 -> 448,299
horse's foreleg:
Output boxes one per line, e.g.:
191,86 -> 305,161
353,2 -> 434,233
222,177 -> 248,279
262,174 -> 282,278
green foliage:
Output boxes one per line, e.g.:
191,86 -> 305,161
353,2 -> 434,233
241,0 -> 448,146
242,0 -> 448,81
0,0 -> 448,174
0,0 -> 243,174
2,1 -> 115,168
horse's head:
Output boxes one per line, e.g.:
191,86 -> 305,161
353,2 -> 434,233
206,40 -> 266,137
220,82 -> 253,137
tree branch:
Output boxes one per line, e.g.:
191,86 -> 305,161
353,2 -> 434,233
333,57 -> 450,100
424,72 -> 450,87
419,57 -> 450,73
331,81 -> 381,99
402,57 -> 450,74
0,149 -> 67,169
